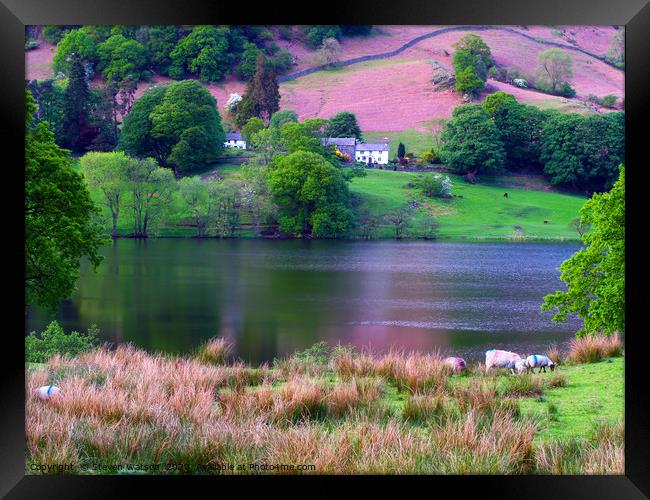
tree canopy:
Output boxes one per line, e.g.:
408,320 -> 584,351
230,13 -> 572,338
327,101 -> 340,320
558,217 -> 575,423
120,80 -> 226,174
325,112 -> 363,141
542,166 -> 625,336
268,151 -> 353,238
169,26 -> 232,82
25,90 -> 105,311
235,55 -> 281,127
53,29 -> 96,75
440,104 -> 505,177
451,34 -> 493,96
96,34 -> 149,82
540,111 -> 624,191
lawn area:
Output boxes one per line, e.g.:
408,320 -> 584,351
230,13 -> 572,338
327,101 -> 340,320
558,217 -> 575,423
519,357 -> 624,442
348,169 -> 587,240
363,129 -> 441,157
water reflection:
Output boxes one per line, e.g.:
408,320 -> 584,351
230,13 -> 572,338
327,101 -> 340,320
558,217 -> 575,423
26,239 -> 583,364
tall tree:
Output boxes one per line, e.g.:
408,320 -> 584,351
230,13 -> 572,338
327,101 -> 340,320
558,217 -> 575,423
25,90 -> 105,311
235,55 -> 280,128
128,158 -> 177,237
169,25 -> 232,82
268,151 -> 353,238
62,57 -> 97,152
451,34 -> 493,97
53,29 -> 97,75
79,151 -> 132,238
120,81 -> 226,174
325,112 -> 363,141
440,104 -> 505,178
482,92 -> 548,171
96,34 -> 149,82
536,48 -> 573,94
540,111 -> 624,191
542,166 -> 625,336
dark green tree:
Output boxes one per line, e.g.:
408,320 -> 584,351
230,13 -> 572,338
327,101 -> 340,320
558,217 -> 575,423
482,92 -> 548,170
169,26 -> 232,82
235,55 -> 281,127
268,151 -> 353,237
451,34 -> 493,96
542,166 -> 625,336
540,112 -> 624,191
397,142 -> 406,159
237,41 -> 264,80
62,57 -> 98,152
440,104 -> 505,177
148,80 -> 226,174
26,80 -> 66,145
325,112 -> 363,141
118,84 -> 167,164
96,34 -> 149,82
25,90 -> 105,311
146,26 -> 180,75
53,29 -> 97,75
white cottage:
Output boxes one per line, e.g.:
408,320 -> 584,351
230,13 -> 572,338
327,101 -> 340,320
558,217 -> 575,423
355,143 -> 389,165
224,132 -> 247,149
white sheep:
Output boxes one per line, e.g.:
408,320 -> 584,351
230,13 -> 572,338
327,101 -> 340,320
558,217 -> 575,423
35,385 -> 61,401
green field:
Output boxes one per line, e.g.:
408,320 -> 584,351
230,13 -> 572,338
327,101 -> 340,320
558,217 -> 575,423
80,158 -> 586,241
348,169 -> 586,240
519,358 -> 624,442
363,129 -> 441,157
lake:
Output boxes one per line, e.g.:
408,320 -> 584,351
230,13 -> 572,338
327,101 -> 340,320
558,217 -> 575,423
26,239 -> 584,364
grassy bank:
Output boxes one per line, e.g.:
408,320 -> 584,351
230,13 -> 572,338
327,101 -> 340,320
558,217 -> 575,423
349,169 -> 586,240
78,157 -> 585,241
26,338 -> 623,475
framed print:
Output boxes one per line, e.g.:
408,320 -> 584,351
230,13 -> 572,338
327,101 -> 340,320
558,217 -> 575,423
1,0 -> 648,496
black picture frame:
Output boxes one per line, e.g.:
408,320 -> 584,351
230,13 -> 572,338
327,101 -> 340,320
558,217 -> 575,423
2,0 -> 648,497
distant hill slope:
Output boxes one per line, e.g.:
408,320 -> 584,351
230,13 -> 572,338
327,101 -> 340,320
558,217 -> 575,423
26,25 -> 623,133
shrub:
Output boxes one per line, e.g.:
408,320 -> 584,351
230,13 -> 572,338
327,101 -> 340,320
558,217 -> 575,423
25,321 -> 99,363
598,95 -> 617,108
412,173 -> 453,197
556,81 -> 576,98
196,337 -> 233,364
566,333 -> 623,364
499,374 -> 544,397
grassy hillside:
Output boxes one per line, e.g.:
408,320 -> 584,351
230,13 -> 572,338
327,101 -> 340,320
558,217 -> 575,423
348,169 -> 586,240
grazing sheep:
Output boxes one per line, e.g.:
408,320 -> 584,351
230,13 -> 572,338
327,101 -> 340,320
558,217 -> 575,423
444,356 -> 467,374
35,385 -> 61,401
514,359 -> 528,375
524,355 -> 555,373
485,349 -> 523,375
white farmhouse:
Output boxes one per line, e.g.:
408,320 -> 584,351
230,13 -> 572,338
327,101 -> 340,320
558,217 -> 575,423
224,132 -> 247,149
355,143 -> 389,165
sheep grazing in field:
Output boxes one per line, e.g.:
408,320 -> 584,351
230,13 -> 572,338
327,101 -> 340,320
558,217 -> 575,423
444,356 -> 467,374
524,355 -> 555,373
514,359 -> 528,375
35,385 -> 61,401
485,349 -> 523,375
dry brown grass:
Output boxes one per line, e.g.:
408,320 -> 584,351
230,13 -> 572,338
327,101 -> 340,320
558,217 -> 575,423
196,337 -> 233,364
567,333 -> 623,364
26,343 -> 623,475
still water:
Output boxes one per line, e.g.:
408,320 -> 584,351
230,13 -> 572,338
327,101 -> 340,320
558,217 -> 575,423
26,239 -> 583,364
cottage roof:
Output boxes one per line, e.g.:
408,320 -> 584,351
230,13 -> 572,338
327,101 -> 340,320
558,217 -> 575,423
226,132 -> 243,141
356,143 -> 389,152
323,137 -> 357,146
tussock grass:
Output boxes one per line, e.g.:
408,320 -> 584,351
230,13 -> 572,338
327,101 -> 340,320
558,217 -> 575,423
196,337 -> 233,364
26,341 -> 623,475
567,333 -> 623,364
